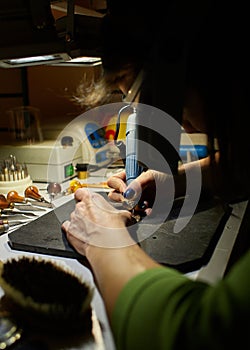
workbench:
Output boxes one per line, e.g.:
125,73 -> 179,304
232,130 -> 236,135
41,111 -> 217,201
0,169 -> 248,349
0,173 -> 116,350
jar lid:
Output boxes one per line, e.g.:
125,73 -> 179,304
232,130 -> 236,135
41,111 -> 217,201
75,163 -> 88,171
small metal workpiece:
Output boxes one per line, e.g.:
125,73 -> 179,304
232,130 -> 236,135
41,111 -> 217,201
121,198 -> 138,211
121,199 -> 145,223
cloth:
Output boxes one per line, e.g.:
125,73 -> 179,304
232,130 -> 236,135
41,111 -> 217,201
112,250 -> 250,350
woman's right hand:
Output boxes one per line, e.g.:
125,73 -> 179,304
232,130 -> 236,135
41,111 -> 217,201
107,169 -> 175,216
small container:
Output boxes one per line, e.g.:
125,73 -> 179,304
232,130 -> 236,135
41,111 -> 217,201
75,163 -> 89,180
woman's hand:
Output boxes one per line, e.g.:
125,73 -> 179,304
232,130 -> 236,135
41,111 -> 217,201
62,188 -> 135,256
107,169 -> 175,216
107,170 -> 128,203
62,189 -> 161,318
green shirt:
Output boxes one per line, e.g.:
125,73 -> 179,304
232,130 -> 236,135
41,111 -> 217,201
112,250 -> 250,350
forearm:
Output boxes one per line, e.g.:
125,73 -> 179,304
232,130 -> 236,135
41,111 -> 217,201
175,153 -> 219,198
85,243 -> 161,318
112,251 -> 250,350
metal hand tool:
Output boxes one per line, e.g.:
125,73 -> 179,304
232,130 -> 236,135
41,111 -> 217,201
0,214 -> 34,221
0,208 -> 38,216
7,190 -> 49,210
0,193 -> 44,212
24,186 -> 53,208
0,218 -> 31,227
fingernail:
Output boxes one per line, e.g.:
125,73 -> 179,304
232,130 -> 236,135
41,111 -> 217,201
124,188 -> 135,199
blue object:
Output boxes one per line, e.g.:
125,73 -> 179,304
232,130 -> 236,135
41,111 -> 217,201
85,122 -> 107,149
125,112 -> 144,185
179,145 -> 208,160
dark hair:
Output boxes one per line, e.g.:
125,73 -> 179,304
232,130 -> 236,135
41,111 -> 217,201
73,6 -> 156,109
75,1 -> 250,203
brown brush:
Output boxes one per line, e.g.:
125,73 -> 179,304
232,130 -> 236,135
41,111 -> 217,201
0,256 -> 94,334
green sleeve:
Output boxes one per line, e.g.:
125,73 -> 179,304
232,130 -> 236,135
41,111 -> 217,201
111,251 -> 250,350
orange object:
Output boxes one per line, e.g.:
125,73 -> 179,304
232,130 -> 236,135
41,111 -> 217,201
25,186 -> 43,201
69,180 -> 82,193
25,185 -> 51,204
7,190 -> 26,203
0,194 -> 14,209
80,182 -> 110,189
68,179 -> 110,193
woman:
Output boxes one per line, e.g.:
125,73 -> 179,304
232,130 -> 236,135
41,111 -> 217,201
63,1 -> 250,349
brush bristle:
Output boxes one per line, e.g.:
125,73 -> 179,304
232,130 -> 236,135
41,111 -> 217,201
0,257 -> 93,332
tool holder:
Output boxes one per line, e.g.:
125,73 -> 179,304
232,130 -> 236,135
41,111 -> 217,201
0,155 -> 32,195
0,176 -> 33,196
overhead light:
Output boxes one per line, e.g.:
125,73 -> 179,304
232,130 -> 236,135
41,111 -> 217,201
0,54 -> 71,68
0,0 -> 102,68
51,56 -> 102,67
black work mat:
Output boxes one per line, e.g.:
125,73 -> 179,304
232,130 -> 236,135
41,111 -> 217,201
137,198 -> 232,272
8,194 -> 232,273
8,199 -> 82,259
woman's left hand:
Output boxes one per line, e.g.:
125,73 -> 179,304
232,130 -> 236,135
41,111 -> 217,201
62,188 -> 135,255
